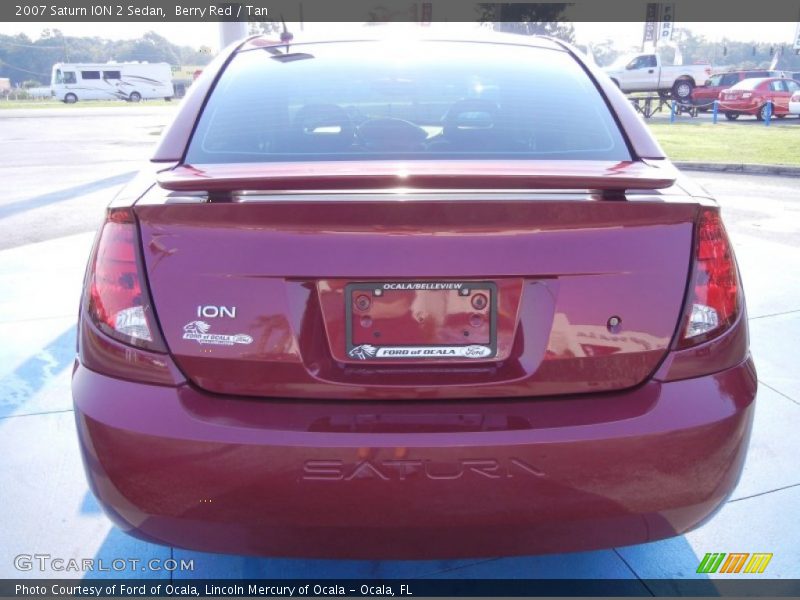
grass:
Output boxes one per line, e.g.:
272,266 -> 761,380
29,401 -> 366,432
1,98 -> 797,166
0,99 -> 177,109
648,121 -> 800,166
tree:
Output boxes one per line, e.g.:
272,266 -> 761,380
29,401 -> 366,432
591,39 -> 620,67
661,28 -> 800,71
480,3 -> 575,42
115,31 -> 180,64
180,45 -> 214,66
0,30 -> 213,85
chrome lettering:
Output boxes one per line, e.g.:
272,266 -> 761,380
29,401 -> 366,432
302,458 -> 544,481
196,305 -> 236,319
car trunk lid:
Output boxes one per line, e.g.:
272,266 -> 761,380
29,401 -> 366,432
136,161 -> 695,400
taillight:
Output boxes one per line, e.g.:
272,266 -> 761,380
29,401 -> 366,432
84,207 -> 165,352
677,208 -> 740,349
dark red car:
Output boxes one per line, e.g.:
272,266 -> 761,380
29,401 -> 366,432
73,31 -> 756,559
690,69 -> 781,110
719,77 -> 800,120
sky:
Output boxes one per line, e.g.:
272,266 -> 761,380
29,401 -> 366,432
0,21 -> 796,52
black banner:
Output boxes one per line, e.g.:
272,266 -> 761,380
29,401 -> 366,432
3,579 -> 800,597
642,3 -> 658,43
3,0 -> 800,22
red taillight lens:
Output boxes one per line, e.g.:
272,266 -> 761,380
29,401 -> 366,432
677,208 -> 740,349
85,208 -> 165,352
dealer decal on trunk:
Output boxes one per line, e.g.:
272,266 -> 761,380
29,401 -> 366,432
182,320 -> 253,346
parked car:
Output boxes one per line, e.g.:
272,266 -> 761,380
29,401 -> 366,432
602,52 -> 712,100
73,30 -> 756,559
719,77 -> 800,120
790,88 -> 800,116
691,69 -> 782,109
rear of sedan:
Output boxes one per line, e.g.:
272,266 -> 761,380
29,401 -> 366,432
719,77 -> 797,120
72,33 -> 756,559
691,69 -> 777,111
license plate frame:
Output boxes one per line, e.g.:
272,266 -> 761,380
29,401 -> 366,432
344,281 -> 497,361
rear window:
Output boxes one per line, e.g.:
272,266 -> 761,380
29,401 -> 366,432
731,78 -> 767,90
185,40 -> 630,164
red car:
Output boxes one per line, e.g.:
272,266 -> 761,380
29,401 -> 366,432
719,77 -> 800,120
690,69 -> 781,110
73,31 -> 756,559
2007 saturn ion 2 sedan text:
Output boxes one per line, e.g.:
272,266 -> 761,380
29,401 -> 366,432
73,30 -> 756,559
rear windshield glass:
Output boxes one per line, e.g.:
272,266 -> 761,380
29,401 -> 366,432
731,78 -> 767,90
185,40 -> 630,163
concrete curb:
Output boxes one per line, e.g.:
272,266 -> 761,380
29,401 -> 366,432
675,161 -> 800,176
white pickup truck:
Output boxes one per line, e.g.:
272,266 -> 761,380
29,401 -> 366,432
603,53 -> 712,101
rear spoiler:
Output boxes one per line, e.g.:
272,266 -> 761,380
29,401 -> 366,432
157,160 -> 677,195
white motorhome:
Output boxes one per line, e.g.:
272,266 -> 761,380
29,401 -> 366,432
51,62 -> 174,103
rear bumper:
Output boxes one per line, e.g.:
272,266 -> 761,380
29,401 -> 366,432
73,358 -> 757,559
719,101 -> 759,115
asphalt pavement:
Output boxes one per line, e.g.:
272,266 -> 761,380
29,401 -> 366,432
0,106 -> 172,250
0,105 -> 798,587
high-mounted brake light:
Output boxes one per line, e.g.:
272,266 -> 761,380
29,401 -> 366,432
84,208 -> 165,352
677,208 -> 740,349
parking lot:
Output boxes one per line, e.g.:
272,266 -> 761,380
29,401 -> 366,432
1,106 -> 799,588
